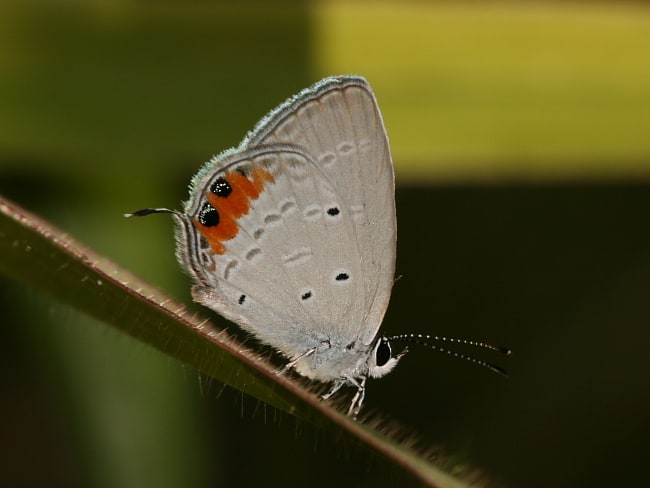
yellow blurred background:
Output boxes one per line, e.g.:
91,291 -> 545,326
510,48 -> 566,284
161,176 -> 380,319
2,2 -> 649,183
316,2 -> 650,181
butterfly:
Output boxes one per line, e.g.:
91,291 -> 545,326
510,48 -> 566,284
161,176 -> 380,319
128,76 -> 509,416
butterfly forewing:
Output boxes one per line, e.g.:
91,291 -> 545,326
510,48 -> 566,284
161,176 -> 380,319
249,77 -> 396,346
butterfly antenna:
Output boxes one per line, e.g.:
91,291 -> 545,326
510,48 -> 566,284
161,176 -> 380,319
387,333 -> 511,377
124,208 -> 182,218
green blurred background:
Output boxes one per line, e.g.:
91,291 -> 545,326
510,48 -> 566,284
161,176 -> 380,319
1,1 -> 649,487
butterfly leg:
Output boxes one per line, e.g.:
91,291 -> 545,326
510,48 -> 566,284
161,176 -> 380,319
347,376 -> 367,418
321,379 -> 345,401
275,347 -> 316,376
322,376 -> 367,418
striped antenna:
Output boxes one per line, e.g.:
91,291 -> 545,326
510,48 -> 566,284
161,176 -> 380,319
387,333 -> 512,377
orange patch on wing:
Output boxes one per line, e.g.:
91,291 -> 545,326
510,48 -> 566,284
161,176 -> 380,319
193,167 -> 275,255
250,166 -> 275,195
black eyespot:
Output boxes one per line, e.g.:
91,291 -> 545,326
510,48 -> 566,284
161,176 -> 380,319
198,203 -> 219,227
376,338 -> 392,367
238,294 -> 246,305
301,291 -> 312,300
335,272 -> 349,281
211,177 -> 232,197
327,207 -> 340,216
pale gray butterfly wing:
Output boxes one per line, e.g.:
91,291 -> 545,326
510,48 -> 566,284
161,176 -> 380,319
182,147 -> 366,363
248,77 -> 396,347
175,76 -> 395,381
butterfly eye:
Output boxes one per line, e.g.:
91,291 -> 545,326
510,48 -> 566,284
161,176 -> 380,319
375,337 -> 392,367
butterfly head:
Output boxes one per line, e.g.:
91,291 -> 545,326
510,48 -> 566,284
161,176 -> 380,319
367,336 -> 408,379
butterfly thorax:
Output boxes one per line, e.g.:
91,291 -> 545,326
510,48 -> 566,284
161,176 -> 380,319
290,336 -> 375,382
